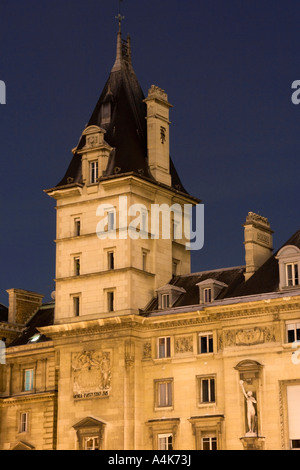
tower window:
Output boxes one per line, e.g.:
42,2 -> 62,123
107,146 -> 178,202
74,218 -> 81,237
74,257 -> 80,276
90,161 -> 98,184
73,296 -> 80,316
107,291 -> 114,312
108,251 -> 115,270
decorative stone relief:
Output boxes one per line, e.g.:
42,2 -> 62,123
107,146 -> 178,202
143,341 -> 152,359
72,350 -> 111,399
222,325 -> 278,348
175,336 -> 193,354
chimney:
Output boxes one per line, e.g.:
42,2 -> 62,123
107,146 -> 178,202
6,289 -> 44,325
143,85 -> 172,186
243,212 -> 273,281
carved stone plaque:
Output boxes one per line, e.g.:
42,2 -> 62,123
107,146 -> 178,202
72,350 -> 111,399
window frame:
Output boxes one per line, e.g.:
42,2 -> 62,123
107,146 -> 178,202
286,321 -> 300,343
19,412 -> 29,433
161,293 -> 170,309
202,435 -> 217,450
89,160 -> 99,184
107,291 -> 114,312
107,251 -> 115,270
198,376 -> 216,405
73,295 -> 80,317
158,433 -> 173,450
74,256 -> 81,276
286,262 -> 299,287
74,217 -> 81,237
198,332 -> 214,354
23,369 -> 34,392
155,379 -> 173,409
158,336 -> 171,359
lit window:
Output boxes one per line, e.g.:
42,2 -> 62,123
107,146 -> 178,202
158,433 -> 173,450
199,333 -> 213,354
156,380 -> 173,407
74,218 -> 81,237
73,296 -> 80,317
204,287 -> 212,303
24,369 -> 34,392
89,161 -> 98,184
107,291 -> 114,312
286,263 -> 299,286
161,293 -> 170,309
286,322 -> 300,343
84,436 -> 100,450
158,337 -> 171,358
202,436 -> 217,450
74,257 -> 80,276
108,251 -> 114,270
199,377 -> 216,404
19,412 -> 29,433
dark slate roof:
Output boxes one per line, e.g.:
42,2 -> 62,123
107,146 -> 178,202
142,266 -> 246,313
8,303 -> 55,348
54,29 -> 189,196
142,228 -> 300,314
0,303 -> 8,322
228,228 -> 300,298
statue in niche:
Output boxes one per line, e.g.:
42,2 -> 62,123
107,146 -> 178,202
240,380 -> 257,436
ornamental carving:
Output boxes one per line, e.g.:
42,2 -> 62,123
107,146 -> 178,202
221,325 -> 278,348
143,342 -> 152,359
72,350 -> 111,399
175,336 -> 193,354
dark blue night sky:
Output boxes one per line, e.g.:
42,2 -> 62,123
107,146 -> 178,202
0,0 -> 299,306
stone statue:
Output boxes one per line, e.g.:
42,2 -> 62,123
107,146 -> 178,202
240,380 -> 257,436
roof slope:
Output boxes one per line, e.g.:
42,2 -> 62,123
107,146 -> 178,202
55,29 -> 189,195
8,303 -> 55,347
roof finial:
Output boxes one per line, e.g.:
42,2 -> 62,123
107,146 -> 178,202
115,0 -> 125,32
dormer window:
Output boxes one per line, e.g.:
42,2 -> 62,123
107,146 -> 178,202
89,161 -> 98,184
196,279 -> 228,304
275,245 -> 300,290
101,102 -> 111,124
286,263 -> 299,287
157,284 -> 186,309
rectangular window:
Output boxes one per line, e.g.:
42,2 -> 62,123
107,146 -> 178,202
286,263 -> 299,286
74,257 -> 80,276
19,412 -> 29,433
199,377 -> 216,404
158,434 -> 173,450
161,293 -> 170,309
107,291 -> 114,312
158,337 -> 171,358
291,439 -> 300,449
24,369 -> 34,392
74,218 -> 81,237
108,251 -> 114,270
199,333 -> 213,354
142,251 -> 147,271
107,211 -> 115,231
204,287 -> 212,303
73,296 -> 80,317
89,161 -> 98,184
84,436 -> 100,450
286,322 -> 300,343
202,436 -> 217,450
156,380 -> 173,407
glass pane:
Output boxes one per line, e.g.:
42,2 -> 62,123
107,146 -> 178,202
210,379 -> 215,402
211,438 -> 217,450
167,381 -> 172,406
202,379 -> 209,402
159,383 -> 166,406
158,338 -> 165,358
202,438 -> 210,450
166,337 -> 171,357
200,336 -> 207,353
291,439 -> 300,449
288,329 -> 295,343
295,264 -> 299,285
208,335 -> 213,352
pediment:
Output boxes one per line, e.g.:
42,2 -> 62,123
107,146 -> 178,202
73,416 -> 106,430
11,441 -> 35,450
